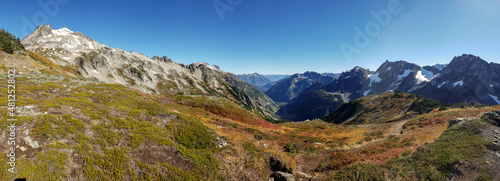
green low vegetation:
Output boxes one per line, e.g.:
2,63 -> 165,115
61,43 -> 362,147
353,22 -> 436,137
407,95 -> 441,114
324,92 -> 421,124
328,119 -> 495,180
0,77 -> 224,180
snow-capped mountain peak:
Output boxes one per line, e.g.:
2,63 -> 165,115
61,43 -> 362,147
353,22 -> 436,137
52,27 -> 74,36
22,25 -> 104,56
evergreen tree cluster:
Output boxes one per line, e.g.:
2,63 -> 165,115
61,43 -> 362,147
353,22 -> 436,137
0,29 -> 24,54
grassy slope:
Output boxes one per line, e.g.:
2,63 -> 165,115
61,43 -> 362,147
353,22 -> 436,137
323,92 -> 440,124
329,118 -> 498,180
2,50 -> 500,180
278,89 -> 345,122
282,92 -> 500,179
2,72 -> 496,180
0,79 -> 224,180
0,51 -> 286,180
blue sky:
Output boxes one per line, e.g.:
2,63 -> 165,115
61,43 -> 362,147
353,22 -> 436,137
1,0 -> 500,74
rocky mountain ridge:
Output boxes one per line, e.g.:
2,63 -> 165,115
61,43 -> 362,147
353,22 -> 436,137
415,54 -> 500,105
21,25 -> 279,120
278,54 -> 500,121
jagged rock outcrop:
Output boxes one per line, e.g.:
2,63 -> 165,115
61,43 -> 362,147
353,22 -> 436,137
152,56 -> 173,63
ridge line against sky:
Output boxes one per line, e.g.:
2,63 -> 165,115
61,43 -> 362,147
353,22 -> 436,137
1,0 -> 500,74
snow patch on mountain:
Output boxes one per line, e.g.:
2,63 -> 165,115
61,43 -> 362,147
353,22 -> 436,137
52,27 -> 73,36
396,69 -> 412,81
364,90 -> 370,96
490,84 -> 494,88
489,94 -> 500,105
421,68 -> 439,79
437,82 -> 447,88
452,80 -> 464,87
22,25 -> 105,58
368,73 -> 381,86
387,66 -> 391,71
344,75 -> 351,79
415,70 -> 429,84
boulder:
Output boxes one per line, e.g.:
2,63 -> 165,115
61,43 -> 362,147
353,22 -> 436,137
449,118 -> 466,128
482,111 -> 500,119
482,111 -> 500,126
270,171 -> 295,181
23,136 -> 39,149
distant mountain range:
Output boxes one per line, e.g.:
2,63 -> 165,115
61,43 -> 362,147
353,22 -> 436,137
275,67 -> 365,121
264,55 -> 499,121
264,71 -> 336,103
236,73 -> 272,86
262,74 -> 290,82
236,73 -> 274,92
237,73 -> 340,93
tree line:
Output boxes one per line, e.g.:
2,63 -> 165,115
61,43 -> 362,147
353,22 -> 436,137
0,29 -> 24,54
